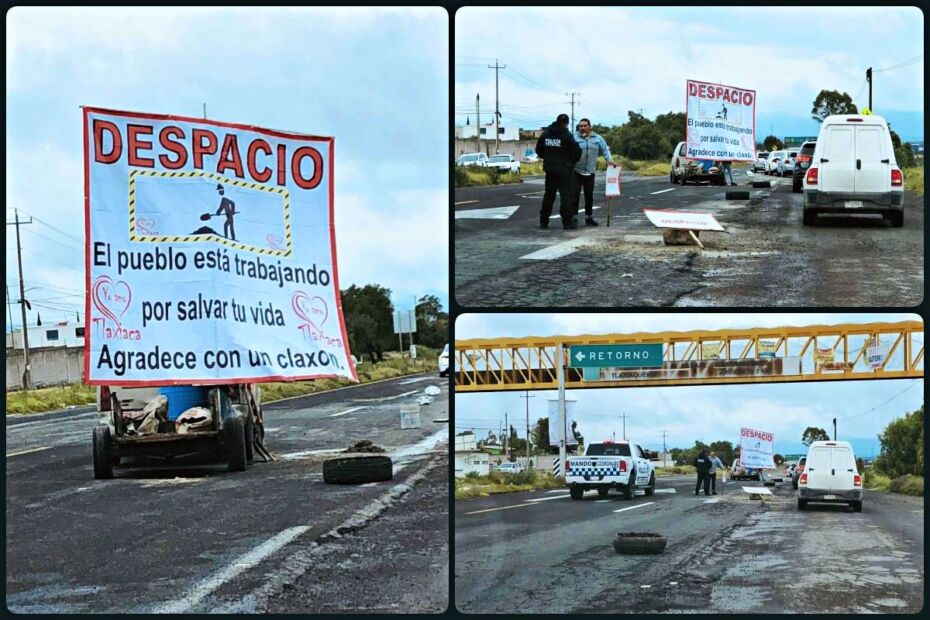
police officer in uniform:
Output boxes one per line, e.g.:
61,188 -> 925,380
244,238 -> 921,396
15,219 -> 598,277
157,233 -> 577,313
694,449 -> 712,496
536,114 -> 582,229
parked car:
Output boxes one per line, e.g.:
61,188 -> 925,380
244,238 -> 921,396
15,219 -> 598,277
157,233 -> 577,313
487,154 -> 521,174
669,141 -> 725,185
766,150 -> 786,175
457,152 -> 489,167
730,457 -> 762,481
797,441 -> 862,512
495,462 -> 524,474
777,150 -> 799,176
802,114 -> 904,227
438,343 -> 450,377
792,141 -> 817,193
752,151 -> 770,172
791,456 -> 807,489
784,461 -> 798,478
565,440 -> 657,499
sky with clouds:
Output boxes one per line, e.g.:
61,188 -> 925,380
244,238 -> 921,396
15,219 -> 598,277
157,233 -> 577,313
454,313 -> 924,457
6,7 -> 448,330
455,6 -> 924,140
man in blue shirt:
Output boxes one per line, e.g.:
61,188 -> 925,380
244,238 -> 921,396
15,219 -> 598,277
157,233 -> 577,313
572,119 -> 616,226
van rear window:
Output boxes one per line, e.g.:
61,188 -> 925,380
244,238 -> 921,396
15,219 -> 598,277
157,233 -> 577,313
586,443 -> 632,456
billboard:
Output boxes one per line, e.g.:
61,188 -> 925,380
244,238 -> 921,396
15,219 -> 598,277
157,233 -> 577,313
83,107 -> 356,385
583,357 -> 802,382
739,427 -> 776,469
685,79 -> 756,162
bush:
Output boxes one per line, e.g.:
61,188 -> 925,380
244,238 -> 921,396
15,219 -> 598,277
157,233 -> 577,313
889,474 -> 924,497
903,167 -> 923,196
863,469 -> 891,491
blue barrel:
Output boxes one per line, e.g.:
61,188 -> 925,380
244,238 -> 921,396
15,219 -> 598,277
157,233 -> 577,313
159,386 -> 210,421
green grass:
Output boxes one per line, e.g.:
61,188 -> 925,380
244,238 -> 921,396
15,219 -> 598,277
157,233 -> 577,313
863,471 -> 923,496
655,465 -> 696,477
456,470 -> 564,499
520,161 -> 544,176
635,161 -> 671,177
6,346 -> 440,415
863,470 -> 892,491
903,166 -> 924,196
5,384 -> 97,415
455,166 -> 522,187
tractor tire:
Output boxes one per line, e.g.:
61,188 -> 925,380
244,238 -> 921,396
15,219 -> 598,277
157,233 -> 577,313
613,532 -> 667,555
323,455 -> 393,484
92,426 -> 114,480
224,415 -> 248,472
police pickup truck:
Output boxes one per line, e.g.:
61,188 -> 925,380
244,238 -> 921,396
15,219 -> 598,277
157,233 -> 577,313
565,440 -> 657,500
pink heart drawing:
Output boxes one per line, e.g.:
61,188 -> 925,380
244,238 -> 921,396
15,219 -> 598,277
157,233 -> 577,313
136,218 -> 157,235
91,275 -> 132,327
292,291 -> 328,335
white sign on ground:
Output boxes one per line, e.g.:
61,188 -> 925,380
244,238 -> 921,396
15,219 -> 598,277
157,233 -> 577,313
686,79 -> 756,162
84,107 -> 356,385
739,427 -> 776,469
547,399 -> 578,447
605,166 -> 621,197
643,209 -> 726,232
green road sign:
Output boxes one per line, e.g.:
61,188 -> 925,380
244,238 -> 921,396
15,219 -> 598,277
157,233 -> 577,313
783,136 -> 818,147
569,343 -> 664,368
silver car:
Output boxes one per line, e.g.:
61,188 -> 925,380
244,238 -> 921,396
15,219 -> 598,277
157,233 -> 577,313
777,150 -> 799,176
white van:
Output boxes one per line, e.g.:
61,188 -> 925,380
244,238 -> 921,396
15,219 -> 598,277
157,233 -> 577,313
802,114 -> 904,227
797,440 -> 862,512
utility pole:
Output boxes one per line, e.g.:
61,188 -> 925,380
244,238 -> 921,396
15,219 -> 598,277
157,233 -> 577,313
660,430 -> 669,460
475,93 -> 481,154
488,59 -> 506,154
833,417 -> 837,441
6,284 -> 14,336
566,92 -> 581,128
866,67 -> 873,110
520,391 -> 535,463
619,411 -> 630,440
504,412 -> 509,460
7,210 -> 34,390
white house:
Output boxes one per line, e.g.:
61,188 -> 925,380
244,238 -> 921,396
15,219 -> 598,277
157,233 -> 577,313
455,123 -> 520,142
6,321 -> 85,349
454,431 -> 490,478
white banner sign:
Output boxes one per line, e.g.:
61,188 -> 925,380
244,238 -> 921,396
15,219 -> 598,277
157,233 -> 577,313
866,336 -> 888,370
84,107 -> 356,385
605,165 -> 621,197
739,427 -> 776,469
686,79 -> 756,162
643,209 -> 726,232
547,399 -> 578,447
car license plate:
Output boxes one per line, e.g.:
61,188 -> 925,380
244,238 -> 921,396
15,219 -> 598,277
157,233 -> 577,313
845,201 -> 864,209
824,494 -> 837,500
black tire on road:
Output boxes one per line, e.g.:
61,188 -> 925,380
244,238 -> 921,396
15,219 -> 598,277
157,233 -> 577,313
244,413 -> 255,462
644,472 -> 656,496
613,533 -> 667,555
726,190 -> 750,200
752,180 -> 771,189
803,209 -> 817,226
851,501 -> 863,513
792,180 -> 802,193
570,485 -> 584,500
890,211 -> 904,228
224,415 -> 248,472
598,487 -> 610,498
797,498 -> 808,510
92,426 -> 114,480
623,472 -> 636,500
323,455 -> 393,484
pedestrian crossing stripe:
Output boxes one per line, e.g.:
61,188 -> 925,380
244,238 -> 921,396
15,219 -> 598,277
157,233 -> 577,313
127,168 -> 293,258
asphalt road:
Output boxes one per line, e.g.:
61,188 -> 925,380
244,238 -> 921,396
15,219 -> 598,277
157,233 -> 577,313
455,475 -> 923,614
454,169 -> 924,307
6,374 -> 449,613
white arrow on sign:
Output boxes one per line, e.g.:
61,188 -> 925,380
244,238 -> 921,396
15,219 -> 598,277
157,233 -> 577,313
575,352 -> 585,361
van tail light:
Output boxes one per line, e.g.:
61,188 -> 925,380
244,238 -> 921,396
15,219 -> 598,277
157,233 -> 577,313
100,386 -> 112,411
891,169 -> 903,187
799,473 -> 808,486
854,474 -> 862,487
806,167 -> 818,185
619,460 -> 627,472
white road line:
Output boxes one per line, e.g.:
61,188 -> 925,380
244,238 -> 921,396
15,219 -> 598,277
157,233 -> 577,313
455,206 -> 520,220
399,376 -> 435,385
650,188 -> 677,195
544,489 -> 567,494
703,498 -> 720,504
519,237 -> 594,261
548,206 -> 601,219
524,494 -> 571,502
6,446 -> 51,458
594,499 -> 612,503
465,503 -> 538,515
7,412 -> 97,431
357,390 -> 421,403
654,488 -> 677,494
153,526 -> 311,613
455,200 -> 479,205
328,406 -> 366,418
613,502 -> 655,514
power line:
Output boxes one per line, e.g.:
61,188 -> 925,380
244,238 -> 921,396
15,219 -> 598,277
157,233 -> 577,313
837,380 -> 921,422
874,55 -> 923,72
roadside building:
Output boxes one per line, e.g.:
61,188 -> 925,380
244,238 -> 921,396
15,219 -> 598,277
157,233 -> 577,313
6,320 -> 85,349
455,431 -> 490,478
